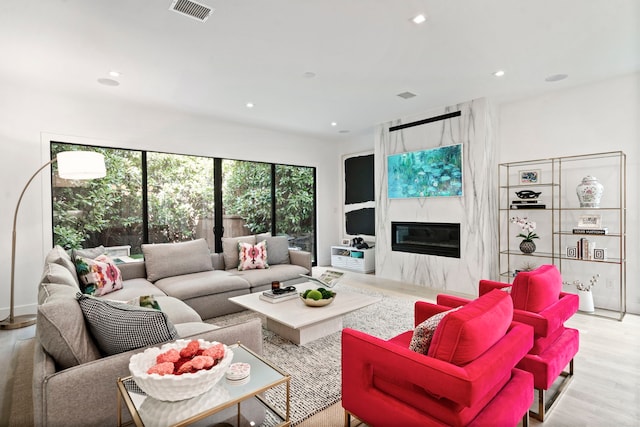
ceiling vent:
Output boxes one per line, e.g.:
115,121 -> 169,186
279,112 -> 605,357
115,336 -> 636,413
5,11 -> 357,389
397,91 -> 417,99
169,0 -> 213,22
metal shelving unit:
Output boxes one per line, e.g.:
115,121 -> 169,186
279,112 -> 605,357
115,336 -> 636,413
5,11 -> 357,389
498,151 -> 626,321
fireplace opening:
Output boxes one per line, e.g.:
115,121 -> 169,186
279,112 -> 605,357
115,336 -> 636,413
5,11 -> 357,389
391,221 -> 460,258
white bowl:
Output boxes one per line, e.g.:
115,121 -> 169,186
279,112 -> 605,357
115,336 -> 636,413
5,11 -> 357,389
129,339 -> 233,402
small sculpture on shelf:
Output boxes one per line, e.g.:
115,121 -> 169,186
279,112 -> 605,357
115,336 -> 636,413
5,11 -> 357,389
510,216 -> 539,254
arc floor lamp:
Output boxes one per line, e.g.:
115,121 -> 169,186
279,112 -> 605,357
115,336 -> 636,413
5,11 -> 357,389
0,151 -> 106,330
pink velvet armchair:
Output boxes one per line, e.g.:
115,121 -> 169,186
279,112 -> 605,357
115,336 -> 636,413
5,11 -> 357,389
437,265 -> 579,421
342,290 -> 534,427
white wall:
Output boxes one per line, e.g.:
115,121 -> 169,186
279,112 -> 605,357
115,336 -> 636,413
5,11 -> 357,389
0,82 -> 341,317
499,72 -> 639,314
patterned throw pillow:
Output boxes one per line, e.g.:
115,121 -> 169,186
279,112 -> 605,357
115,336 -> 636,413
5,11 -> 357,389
75,254 -> 124,296
238,241 -> 269,271
409,307 -> 460,355
76,293 -> 178,355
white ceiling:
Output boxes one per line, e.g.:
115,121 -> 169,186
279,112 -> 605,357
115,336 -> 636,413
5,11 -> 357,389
1,0 -> 638,139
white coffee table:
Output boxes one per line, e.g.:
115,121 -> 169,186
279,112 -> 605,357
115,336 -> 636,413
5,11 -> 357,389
228,282 -> 381,345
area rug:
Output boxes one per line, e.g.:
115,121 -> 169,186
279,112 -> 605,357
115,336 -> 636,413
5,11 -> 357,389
208,284 -> 416,425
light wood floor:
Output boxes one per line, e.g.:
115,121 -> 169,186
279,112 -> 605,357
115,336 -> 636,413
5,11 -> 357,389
2,268 -> 639,426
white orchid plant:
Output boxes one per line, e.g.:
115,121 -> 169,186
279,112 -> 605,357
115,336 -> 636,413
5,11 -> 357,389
510,216 -> 539,242
564,274 -> 600,292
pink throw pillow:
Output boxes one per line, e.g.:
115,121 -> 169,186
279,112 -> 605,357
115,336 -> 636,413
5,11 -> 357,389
238,241 -> 269,271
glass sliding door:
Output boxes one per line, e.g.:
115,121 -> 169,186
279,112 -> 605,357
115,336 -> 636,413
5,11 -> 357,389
147,153 -> 215,249
275,164 -> 315,254
221,159 -> 272,237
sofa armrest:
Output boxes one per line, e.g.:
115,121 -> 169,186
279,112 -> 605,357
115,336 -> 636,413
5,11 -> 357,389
288,249 -> 311,274
34,318 -> 262,427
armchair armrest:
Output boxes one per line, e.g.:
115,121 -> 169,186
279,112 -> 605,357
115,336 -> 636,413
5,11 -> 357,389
479,279 -> 510,296
436,294 -> 472,311
289,249 -> 311,274
414,300 -> 456,326
513,292 -> 578,337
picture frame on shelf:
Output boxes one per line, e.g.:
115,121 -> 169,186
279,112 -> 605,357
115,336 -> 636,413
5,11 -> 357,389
519,169 -> 541,184
578,214 -> 602,229
341,238 -> 351,246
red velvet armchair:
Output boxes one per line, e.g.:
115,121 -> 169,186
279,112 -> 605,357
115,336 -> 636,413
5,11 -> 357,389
437,265 -> 579,421
342,290 -> 534,427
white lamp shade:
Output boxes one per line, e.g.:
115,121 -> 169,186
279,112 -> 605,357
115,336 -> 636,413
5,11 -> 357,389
56,151 -> 106,180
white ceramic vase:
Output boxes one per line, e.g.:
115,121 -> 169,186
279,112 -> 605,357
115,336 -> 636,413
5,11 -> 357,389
576,176 -> 604,208
577,289 -> 595,313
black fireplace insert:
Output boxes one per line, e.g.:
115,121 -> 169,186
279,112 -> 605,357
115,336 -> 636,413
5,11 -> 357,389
391,221 -> 460,258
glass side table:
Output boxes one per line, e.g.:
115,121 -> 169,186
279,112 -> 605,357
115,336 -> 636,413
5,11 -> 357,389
117,343 -> 290,427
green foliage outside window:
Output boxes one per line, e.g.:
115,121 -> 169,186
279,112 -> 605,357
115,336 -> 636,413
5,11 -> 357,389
51,143 -> 315,254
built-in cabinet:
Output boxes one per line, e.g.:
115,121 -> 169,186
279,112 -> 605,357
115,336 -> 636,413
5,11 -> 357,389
331,246 -> 375,273
499,151 -> 626,320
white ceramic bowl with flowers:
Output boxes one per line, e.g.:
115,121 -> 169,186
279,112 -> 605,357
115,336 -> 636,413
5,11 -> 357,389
129,339 -> 233,402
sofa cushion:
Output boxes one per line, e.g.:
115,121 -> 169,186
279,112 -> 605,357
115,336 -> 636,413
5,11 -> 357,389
409,307 -> 460,355
154,270 -> 250,300
428,289 -> 513,366
256,235 -> 290,265
38,282 -> 75,305
221,235 -> 256,270
36,287 -> 101,369
44,246 -> 79,287
76,293 -> 179,355
232,263 -> 308,287
175,322 -> 220,337
40,262 -> 79,289
104,278 -> 167,301
511,264 -> 562,313
71,245 -> 106,260
142,239 -> 213,282
238,241 -> 269,270
75,255 -> 124,296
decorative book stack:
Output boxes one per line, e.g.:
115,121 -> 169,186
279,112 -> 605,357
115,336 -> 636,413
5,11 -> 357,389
259,289 -> 298,303
510,200 -> 546,209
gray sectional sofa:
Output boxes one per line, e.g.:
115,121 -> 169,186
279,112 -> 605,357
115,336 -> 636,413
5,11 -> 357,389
33,237 -> 311,426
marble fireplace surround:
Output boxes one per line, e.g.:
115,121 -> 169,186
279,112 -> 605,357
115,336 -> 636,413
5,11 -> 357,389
374,98 -> 498,296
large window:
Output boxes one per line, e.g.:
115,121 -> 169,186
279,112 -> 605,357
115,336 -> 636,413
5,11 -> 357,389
147,153 -> 215,249
50,142 -> 316,261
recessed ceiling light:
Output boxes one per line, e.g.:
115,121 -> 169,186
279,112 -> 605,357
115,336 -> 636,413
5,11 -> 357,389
545,74 -> 568,82
412,14 -> 427,24
109,71 -> 121,77
339,130 -> 350,134
246,102 -> 254,108
303,71 -> 316,78
493,70 -> 505,77
331,122 -> 337,127
97,78 -> 120,87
